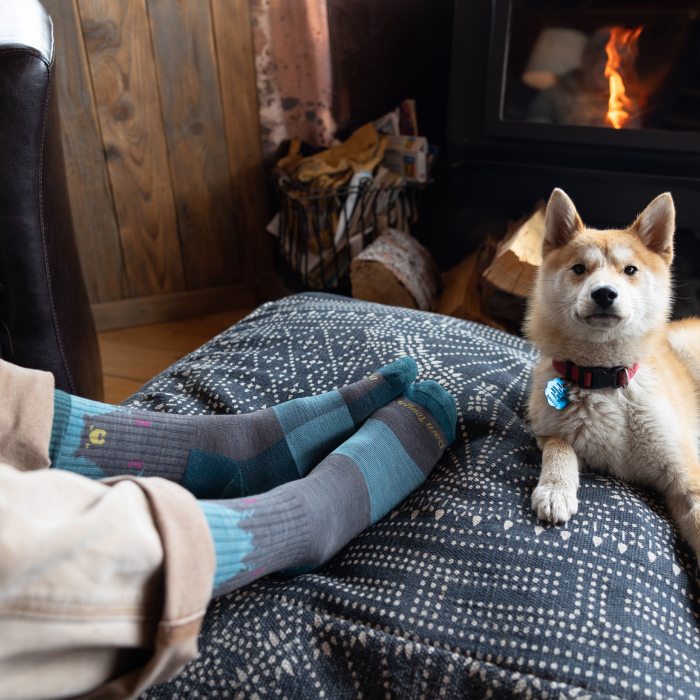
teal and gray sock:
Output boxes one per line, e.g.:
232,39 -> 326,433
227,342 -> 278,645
49,357 -> 418,497
200,380 -> 457,597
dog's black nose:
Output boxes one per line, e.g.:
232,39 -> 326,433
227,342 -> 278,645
591,286 -> 618,308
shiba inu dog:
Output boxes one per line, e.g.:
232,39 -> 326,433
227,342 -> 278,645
525,188 -> 700,563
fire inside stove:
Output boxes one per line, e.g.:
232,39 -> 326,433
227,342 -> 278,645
604,26 -> 643,129
500,2 -> 700,136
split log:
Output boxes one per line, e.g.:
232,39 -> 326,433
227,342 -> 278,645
351,228 -> 440,310
482,201 -> 545,298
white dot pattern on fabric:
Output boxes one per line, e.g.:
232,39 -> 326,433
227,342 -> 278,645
133,293 -> 700,699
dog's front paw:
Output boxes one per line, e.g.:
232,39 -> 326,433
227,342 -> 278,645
531,484 -> 578,524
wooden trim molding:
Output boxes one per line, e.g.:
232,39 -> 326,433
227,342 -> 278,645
91,282 -> 259,331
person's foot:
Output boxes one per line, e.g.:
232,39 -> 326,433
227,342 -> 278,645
201,381 -> 457,596
49,357 -> 419,497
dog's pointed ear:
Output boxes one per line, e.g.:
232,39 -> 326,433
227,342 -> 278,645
544,188 -> 583,251
631,192 -> 675,263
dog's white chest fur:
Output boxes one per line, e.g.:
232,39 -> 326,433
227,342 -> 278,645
531,365 -> 682,487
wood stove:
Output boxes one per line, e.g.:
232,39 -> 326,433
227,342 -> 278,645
487,0 -> 700,152
436,0 -> 700,317
444,0 -> 700,238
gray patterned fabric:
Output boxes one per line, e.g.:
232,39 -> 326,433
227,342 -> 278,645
132,293 -> 700,699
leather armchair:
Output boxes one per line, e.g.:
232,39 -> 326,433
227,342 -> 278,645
0,0 -> 103,399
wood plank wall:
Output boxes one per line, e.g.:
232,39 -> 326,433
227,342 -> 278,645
43,0 -> 272,329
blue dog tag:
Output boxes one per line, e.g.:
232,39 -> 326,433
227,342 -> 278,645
545,377 -> 569,410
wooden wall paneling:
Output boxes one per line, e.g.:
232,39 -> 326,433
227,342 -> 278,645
147,0 -> 241,289
77,0 -> 186,298
43,0 -> 128,303
210,0 -> 273,286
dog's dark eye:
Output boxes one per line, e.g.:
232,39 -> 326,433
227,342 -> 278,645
571,264 -> 586,275
624,265 -> 638,276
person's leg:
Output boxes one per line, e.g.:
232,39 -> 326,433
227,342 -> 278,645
49,357 -> 417,498
199,381 -> 457,596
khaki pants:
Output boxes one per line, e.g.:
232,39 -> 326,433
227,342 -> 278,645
0,361 -> 215,699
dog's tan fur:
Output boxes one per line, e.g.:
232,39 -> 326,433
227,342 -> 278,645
525,189 -> 700,562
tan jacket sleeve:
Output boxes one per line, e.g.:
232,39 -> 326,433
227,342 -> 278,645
0,359 -> 55,470
0,360 -> 216,699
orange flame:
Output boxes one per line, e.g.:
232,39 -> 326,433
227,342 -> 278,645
604,26 -> 643,129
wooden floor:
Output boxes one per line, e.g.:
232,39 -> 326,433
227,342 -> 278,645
98,308 -> 253,403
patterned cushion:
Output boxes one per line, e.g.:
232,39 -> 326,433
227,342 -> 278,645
133,293 -> 700,699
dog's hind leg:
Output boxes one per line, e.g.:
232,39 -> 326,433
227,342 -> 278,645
665,458 -> 700,571
531,436 -> 580,525
668,318 -> 700,393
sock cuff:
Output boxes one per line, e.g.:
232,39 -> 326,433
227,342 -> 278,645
49,391 -> 73,464
199,490 -> 311,595
53,389 -> 73,417
198,501 -> 255,588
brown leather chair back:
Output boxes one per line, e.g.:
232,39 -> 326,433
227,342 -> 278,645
0,0 -> 103,399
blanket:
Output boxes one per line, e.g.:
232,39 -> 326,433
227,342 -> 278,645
132,293 -> 700,699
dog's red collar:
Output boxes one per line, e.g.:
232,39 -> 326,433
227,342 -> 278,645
552,359 -> 639,390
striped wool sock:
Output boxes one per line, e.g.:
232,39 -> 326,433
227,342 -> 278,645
199,380 -> 457,596
49,357 -> 418,497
